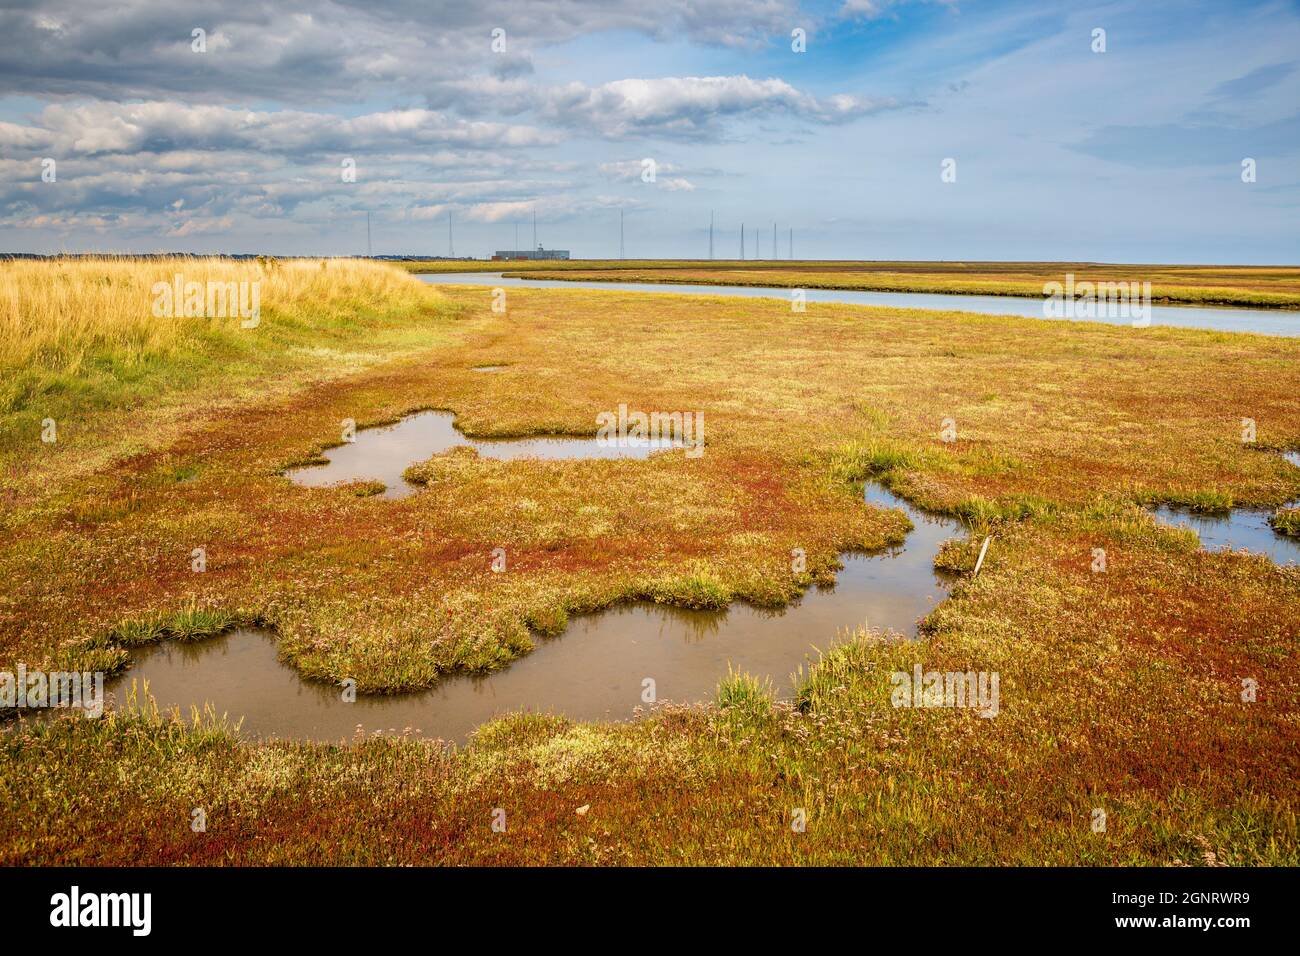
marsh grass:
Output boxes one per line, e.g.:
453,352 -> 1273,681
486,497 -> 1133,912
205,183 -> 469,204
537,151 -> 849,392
3,509 -> 1298,865
0,257 -> 456,509
1270,507 -> 1300,537
2,266 -> 1299,865
403,445 -> 482,485
342,479 -> 387,497
1148,488 -> 1236,513
1,257 -> 436,413
715,667 -> 776,726
954,493 -> 1058,524
108,617 -> 168,646
115,681 -> 239,732
827,438 -> 920,481
165,605 -> 240,641
793,629 -> 896,713
6,277 -> 1299,693
933,537 -> 982,573
107,605 -> 242,647
639,569 -> 733,609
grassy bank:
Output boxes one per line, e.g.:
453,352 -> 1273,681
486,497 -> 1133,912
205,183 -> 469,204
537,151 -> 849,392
0,256 -> 460,504
404,259 -> 1300,309
2,260 -> 1298,864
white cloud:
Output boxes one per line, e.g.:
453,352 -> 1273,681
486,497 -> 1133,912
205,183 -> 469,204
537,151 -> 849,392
539,75 -> 904,137
0,0 -> 804,103
0,102 -> 557,158
839,0 -> 959,21
445,194 -> 639,224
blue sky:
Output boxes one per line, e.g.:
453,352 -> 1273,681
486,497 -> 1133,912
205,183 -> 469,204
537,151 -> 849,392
2,0 -> 1298,262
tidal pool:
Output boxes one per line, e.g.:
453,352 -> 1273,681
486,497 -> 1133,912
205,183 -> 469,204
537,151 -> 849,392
1150,451 -> 1300,565
102,483 -> 960,743
1150,507 -> 1300,565
286,409 -> 678,500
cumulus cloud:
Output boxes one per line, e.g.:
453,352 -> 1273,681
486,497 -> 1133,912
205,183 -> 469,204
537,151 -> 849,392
445,193 -> 637,224
598,158 -> 701,191
0,0 -> 803,103
0,95 -> 592,230
0,102 -> 556,158
543,76 -> 902,136
441,74 -> 906,138
598,158 -> 684,179
839,0 -> 959,20
0,68 -> 892,236
0,0 -> 908,249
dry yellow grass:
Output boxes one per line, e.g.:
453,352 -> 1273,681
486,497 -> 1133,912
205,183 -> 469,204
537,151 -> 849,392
0,257 -> 457,500
1,256 -> 427,377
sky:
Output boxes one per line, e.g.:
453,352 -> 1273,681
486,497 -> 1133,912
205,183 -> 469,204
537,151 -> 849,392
1,0 -> 1298,262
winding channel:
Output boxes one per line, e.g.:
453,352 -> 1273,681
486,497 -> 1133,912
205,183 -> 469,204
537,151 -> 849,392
419,272 -> 1300,337
98,415 -> 959,743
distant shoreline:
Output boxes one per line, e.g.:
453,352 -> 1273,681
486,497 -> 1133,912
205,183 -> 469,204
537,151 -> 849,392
402,259 -> 1300,311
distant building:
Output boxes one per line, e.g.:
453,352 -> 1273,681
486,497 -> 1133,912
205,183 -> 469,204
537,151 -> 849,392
492,245 -> 570,261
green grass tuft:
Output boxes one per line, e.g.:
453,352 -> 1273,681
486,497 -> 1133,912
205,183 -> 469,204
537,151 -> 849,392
1270,507 -> 1300,537
715,668 -> 776,725
828,439 -> 919,483
163,606 -> 239,641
